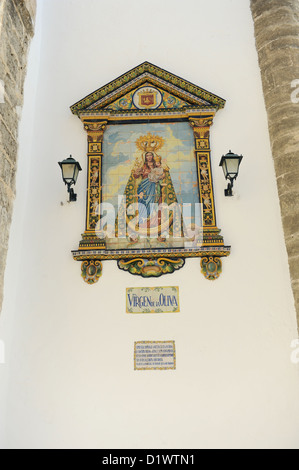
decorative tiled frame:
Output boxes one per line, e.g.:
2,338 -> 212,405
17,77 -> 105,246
70,62 -> 230,283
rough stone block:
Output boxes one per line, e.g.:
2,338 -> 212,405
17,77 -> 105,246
268,116 -> 299,142
273,152 -> 299,176
13,0 -> 35,35
276,170 -> 299,197
0,116 -> 18,163
263,93 -> 296,114
255,24 -> 299,51
251,0 -> 297,20
24,0 -> 36,22
0,245 -> 8,286
0,206 -> 11,249
290,280 -> 299,325
261,68 -> 277,89
0,180 -> 14,209
282,213 -> 299,239
262,67 -> 299,104
0,58 -> 6,80
4,23 -> 29,68
0,101 -> 19,138
4,71 -> 23,108
0,0 -> 36,314
285,233 -> 299,258
280,192 -> 299,217
267,35 -> 299,52
0,154 -> 14,189
289,256 -> 299,284
257,48 -> 294,71
271,132 -> 298,157
268,101 -> 299,122
5,46 -> 20,85
5,0 -> 24,38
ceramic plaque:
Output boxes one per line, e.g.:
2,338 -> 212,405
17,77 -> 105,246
134,341 -> 176,370
126,286 -> 179,314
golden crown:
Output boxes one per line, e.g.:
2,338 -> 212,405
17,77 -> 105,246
135,132 -> 164,153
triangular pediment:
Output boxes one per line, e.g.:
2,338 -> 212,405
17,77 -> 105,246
70,62 -> 225,116
102,82 -> 191,111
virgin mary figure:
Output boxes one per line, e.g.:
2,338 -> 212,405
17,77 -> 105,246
120,132 -> 179,240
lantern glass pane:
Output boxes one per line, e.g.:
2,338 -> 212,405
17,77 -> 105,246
61,163 -> 75,183
225,158 -> 240,177
221,160 -> 228,178
73,164 -> 80,184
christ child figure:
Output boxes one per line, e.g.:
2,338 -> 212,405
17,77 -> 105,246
148,155 -> 167,202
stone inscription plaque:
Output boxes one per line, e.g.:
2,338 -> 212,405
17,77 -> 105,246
134,341 -> 176,370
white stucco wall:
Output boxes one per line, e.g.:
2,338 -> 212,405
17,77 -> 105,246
1,0 -> 299,449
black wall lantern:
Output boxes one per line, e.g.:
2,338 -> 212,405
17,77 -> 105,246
219,150 -> 243,196
58,155 -> 82,201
